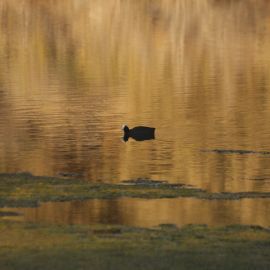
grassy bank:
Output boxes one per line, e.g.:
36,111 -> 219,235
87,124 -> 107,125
0,221 -> 269,270
1,173 -> 270,207
1,173 -> 270,270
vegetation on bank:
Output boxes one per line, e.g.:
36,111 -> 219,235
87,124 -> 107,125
1,173 -> 270,207
1,173 -> 270,269
0,220 -> 269,270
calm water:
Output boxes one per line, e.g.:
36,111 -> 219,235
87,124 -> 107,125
1,0 -> 270,227
5,198 -> 270,228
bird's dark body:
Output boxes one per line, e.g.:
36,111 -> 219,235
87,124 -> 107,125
129,126 -> 155,139
122,125 -> 155,142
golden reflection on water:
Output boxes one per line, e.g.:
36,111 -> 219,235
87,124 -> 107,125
6,198 -> 270,228
1,0 -> 270,194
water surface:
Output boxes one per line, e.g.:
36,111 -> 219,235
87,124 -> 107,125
1,0 -> 270,226
5,197 -> 270,228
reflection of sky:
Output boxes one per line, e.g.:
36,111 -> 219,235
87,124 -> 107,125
0,1 -> 270,192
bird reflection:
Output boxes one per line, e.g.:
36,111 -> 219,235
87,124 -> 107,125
122,125 -> 155,142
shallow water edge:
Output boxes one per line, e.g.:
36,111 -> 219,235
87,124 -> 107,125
1,173 -> 270,208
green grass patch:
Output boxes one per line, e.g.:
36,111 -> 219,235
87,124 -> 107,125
0,221 -> 269,270
1,173 -> 270,207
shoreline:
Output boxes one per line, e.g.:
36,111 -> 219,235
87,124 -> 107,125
1,173 -> 270,208
1,173 -> 270,269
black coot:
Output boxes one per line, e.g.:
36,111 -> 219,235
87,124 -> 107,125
122,125 -> 155,142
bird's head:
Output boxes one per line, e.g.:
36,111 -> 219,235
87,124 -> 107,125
121,125 -> 129,133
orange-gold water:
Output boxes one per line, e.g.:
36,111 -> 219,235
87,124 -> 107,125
1,0 -> 270,227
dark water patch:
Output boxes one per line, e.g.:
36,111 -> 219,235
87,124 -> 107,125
248,177 -> 270,182
0,211 -> 21,217
58,172 -> 84,178
92,228 -> 123,235
202,149 -> 270,155
121,178 -> 185,188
